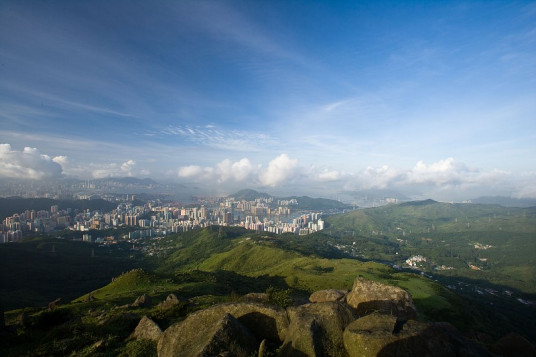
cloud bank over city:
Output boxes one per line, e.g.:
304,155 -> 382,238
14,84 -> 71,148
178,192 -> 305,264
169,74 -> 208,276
1,1 -> 535,201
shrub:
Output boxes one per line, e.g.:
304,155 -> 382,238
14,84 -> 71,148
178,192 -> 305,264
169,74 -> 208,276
266,286 -> 293,308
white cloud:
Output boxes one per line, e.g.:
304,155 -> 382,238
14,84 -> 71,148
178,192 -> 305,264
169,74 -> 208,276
120,160 -> 136,176
259,154 -> 299,187
178,165 -> 215,181
177,154 -> 299,187
89,160 -> 141,179
216,158 -> 256,182
0,143 -> 63,179
405,157 -> 472,186
316,169 -> 342,182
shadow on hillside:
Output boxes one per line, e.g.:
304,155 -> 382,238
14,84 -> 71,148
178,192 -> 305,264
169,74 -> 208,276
174,269 -> 310,298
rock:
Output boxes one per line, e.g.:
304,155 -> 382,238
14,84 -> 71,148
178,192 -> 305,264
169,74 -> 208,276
309,289 -> 347,303
279,302 -> 356,357
158,302 -> 289,357
159,293 -> 181,308
345,277 -> 418,319
131,315 -> 162,341
489,332 -> 536,357
132,294 -> 152,308
240,293 -> 269,304
158,313 -> 258,357
85,294 -> 96,303
47,297 -> 62,310
343,313 -> 494,357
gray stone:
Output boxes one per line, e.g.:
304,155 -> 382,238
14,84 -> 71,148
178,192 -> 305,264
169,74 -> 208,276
345,277 -> 418,319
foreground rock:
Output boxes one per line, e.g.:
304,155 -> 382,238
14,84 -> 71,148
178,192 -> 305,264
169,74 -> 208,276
343,313 -> 493,357
160,313 -> 257,357
345,277 -> 418,319
309,289 -> 347,303
280,302 -> 355,357
131,316 -> 162,341
158,302 -> 289,357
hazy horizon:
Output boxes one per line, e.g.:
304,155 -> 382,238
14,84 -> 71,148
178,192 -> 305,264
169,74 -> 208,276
1,1 -> 535,201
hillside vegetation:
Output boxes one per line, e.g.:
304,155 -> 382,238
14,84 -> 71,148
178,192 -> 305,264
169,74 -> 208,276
2,201 -> 535,356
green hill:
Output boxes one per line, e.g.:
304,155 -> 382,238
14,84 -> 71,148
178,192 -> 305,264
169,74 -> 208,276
2,215 -> 536,356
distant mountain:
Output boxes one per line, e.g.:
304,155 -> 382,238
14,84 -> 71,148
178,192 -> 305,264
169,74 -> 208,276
229,189 -> 272,201
282,196 -> 351,210
399,199 -> 438,207
471,196 -> 536,208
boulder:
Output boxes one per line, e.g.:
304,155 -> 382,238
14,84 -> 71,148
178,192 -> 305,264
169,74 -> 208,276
240,293 -> 269,304
345,277 -> 417,319
343,312 -> 493,357
132,294 -> 152,308
159,293 -> 181,308
158,302 -> 289,357
131,315 -> 162,341
279,302 -> 356,357
158,313 -> 258,357
309,289 -> 347,303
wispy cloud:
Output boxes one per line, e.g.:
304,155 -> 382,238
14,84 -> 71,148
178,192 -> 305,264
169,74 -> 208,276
151,125 -> 278,151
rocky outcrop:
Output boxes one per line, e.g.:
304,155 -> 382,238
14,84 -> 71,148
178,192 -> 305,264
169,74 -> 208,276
309,289 -> 347,303
158,312 -> 259,357
345,277 -> 418,319
156,277 -> 498,356
131,315 -> 162,341
159,293 -> 180,308
132,294 -> 152,308
279,302 -> 355,357
158,302 -> 289,357
343,313 -> 493,357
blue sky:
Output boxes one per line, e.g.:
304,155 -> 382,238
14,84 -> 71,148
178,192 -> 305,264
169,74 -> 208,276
1,1 -> 535,200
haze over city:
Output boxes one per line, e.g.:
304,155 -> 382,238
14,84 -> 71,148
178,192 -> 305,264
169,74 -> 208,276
1,1 -> 535,201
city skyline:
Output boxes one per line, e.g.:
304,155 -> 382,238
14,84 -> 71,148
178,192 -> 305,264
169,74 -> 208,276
1,1 -> 535,200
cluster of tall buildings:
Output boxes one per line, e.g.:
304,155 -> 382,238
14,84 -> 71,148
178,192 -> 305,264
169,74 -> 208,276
1,196 -> 326,243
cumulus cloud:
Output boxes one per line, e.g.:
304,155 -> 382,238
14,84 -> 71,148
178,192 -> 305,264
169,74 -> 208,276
216,158 -> 256,182
178,165 -> 215,181
91,160 -> 140,178
405,157 -> 473,186
177,154 -> 299,187
0,143 -> 63,179
316,169 -> 342,182
259,154 -> 299,187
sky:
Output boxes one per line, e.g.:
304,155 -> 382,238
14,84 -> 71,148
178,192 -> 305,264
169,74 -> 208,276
1,0 -> 535,200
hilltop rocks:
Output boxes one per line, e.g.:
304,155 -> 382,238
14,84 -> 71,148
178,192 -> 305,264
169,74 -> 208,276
346,277 -> 418,319
309,289 -> 347,303
344,313 -> 494,357
131,316 -> 162,341
156,277 -> 496,356
279,302 -> 355,357
132,294 -> 152,308
158,302 -> 289,357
